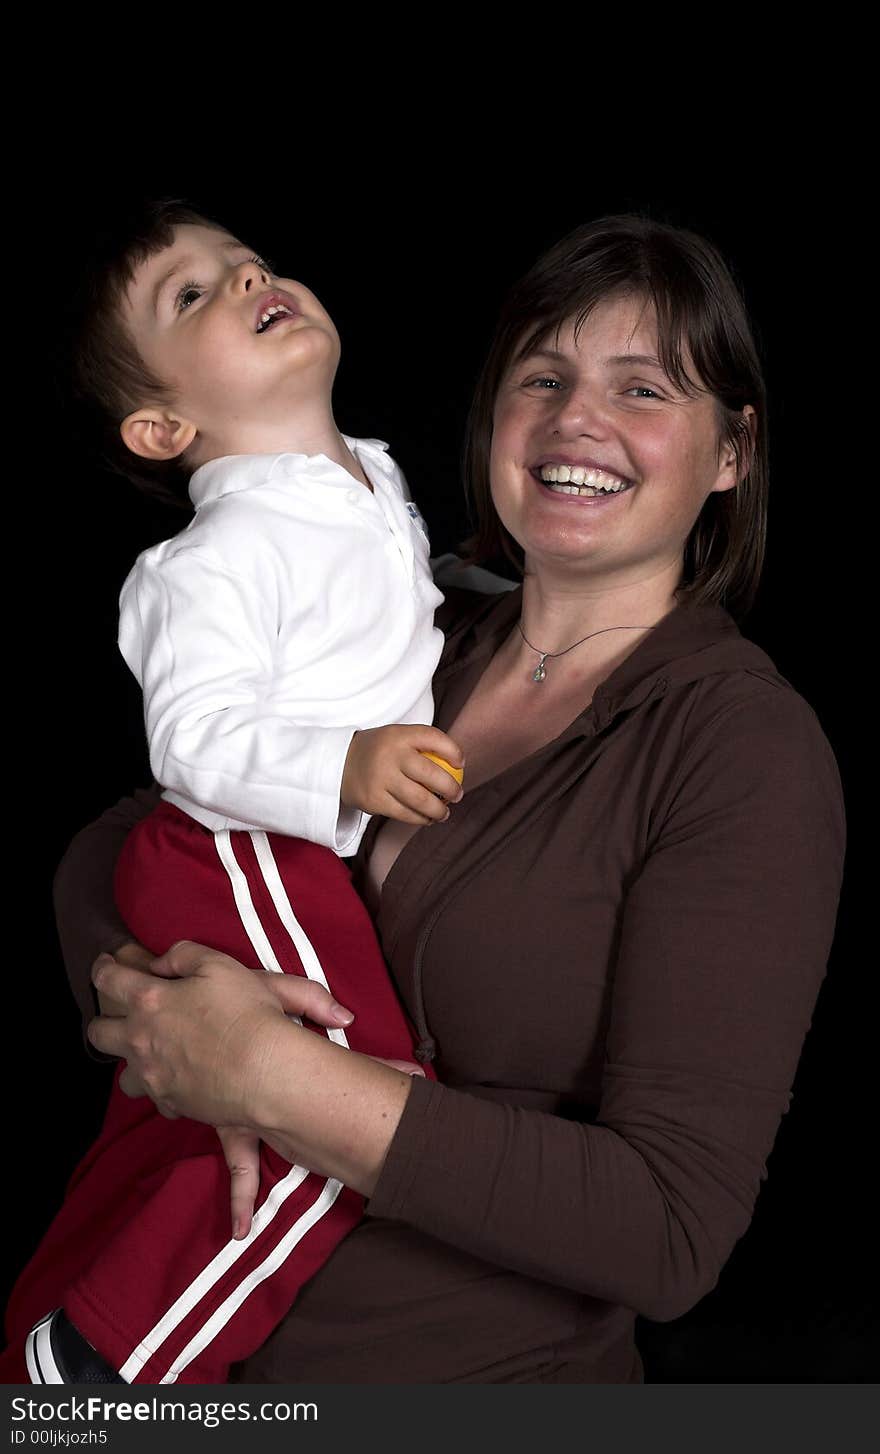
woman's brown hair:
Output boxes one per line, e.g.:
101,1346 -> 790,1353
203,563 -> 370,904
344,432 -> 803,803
460,214 -> 767,621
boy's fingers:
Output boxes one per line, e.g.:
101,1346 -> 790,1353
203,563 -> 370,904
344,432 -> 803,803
385,783 -> 450,825
402,726 -> 465,770
405,752 -> 465,802
217,1127 -> 261,1240
378,794 -> 438,827
370,1056 -> 427,1077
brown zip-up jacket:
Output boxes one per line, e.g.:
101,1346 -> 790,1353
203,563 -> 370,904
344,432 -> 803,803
53,585 -> 846,1383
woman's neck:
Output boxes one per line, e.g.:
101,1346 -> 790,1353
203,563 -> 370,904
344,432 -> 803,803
511,558 -> 681,686
520,559 -> 680,646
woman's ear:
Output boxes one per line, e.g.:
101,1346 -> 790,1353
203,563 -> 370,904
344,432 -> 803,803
739,404 -> 758,480
713,404 -> 757,495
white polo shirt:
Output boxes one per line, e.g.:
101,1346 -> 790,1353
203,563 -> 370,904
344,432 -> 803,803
118,436 -> 445,856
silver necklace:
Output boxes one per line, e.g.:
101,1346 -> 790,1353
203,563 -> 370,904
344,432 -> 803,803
517,619 -> 658,683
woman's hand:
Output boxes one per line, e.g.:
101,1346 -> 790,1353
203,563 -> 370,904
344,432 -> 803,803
88,941 -> 416,1197
93,940 -> 155,1018
218,1042 -> 426,1241
89,943 -> 355,1123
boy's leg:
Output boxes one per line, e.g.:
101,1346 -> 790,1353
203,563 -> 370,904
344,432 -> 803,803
6,804 -> 425,1384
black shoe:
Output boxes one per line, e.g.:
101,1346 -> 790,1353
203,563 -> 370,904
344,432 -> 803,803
26,1309 -> 124,1384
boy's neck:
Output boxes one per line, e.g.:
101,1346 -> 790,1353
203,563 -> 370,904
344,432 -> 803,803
199,423 -> 374,493
299,424 -> 373,491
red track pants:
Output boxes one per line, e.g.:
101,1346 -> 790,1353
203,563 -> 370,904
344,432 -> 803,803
2,801 -> 429,1384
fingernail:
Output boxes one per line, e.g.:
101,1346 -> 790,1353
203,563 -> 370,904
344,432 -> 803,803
408,1068 -> 426,1077
331,1002 -> 355,1024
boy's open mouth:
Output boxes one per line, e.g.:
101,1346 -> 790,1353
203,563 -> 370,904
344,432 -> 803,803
253,291 -> 300,334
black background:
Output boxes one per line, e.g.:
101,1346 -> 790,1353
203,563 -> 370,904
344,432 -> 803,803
6,149 -> 873,1381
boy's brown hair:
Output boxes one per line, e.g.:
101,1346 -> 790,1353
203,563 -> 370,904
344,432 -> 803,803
67,197 -> 234,508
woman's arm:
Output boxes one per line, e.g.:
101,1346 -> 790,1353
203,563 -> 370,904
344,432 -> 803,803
89,943 -> 412,1193
364,687 -> 847,1320
53,782 -> 161,1050
88,685 -> 846,1323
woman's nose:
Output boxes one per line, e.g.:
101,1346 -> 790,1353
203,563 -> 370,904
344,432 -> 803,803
550,384 -> 609,437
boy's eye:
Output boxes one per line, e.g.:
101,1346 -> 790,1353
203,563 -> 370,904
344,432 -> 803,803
175,282 -> 202,311
174,256 -> 274,313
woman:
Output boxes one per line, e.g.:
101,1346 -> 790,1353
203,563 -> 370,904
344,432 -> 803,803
46,215 -> 846,1383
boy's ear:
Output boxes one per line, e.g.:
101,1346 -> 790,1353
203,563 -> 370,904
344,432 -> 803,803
120,407 -> 197,462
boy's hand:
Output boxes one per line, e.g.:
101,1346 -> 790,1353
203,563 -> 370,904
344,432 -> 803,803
217,1125 -> 262,1240
341,725 -> 465,825
217,1057 -> 425,1238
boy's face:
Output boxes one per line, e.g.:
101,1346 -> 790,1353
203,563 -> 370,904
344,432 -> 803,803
120,223 -> 341,464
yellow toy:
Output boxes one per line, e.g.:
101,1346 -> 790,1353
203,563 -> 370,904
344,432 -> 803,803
419,751 -> 465,789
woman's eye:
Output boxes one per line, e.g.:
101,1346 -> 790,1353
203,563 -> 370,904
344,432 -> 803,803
526,376 -> 562,390
626,386 -> 661,399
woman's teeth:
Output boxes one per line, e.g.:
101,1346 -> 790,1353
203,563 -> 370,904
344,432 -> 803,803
538,465 -> 630,498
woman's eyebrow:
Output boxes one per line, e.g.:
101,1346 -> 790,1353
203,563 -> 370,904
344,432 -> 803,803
605,354 -> 666,371
519,348 -> 667,371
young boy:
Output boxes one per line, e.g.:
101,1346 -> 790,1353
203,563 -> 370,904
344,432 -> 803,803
2,203 -> 464,1385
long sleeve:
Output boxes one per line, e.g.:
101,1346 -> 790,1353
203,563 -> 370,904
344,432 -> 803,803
54,556 -> 478,1061
119,547 -> 364,852
367,687 -> 846,1322
53,782 -> 161,1054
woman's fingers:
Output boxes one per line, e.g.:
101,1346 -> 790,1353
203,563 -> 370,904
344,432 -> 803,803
252,973 -> 355,1028
87,1010 -> 136,1059
91,946 -> 355,1029
114,940 -> 156,973
217,1126 -> 262,1239
117,1063 -> 151,1100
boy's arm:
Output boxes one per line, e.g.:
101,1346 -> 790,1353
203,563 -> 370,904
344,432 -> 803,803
121,545 -> 462,848
121,545 -> 373,852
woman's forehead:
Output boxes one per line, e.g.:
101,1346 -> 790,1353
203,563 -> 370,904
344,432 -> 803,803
512,293 -> 702,395
529,293 -> 659,358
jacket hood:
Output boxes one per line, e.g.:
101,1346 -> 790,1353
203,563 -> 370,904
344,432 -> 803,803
435,584 -> 786,734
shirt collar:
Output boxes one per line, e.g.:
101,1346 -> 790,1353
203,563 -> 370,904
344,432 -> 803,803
435,584 -> 777,736
187,435 -> 392,510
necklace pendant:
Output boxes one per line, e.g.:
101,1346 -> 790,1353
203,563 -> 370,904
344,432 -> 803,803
532,657 -> 547,683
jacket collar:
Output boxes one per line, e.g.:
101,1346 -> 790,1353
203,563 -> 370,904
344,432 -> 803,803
187,435 -> 392,510
435,583 -> 781,737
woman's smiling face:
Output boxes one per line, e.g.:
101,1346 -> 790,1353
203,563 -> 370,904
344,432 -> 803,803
489,292 -> 747,586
